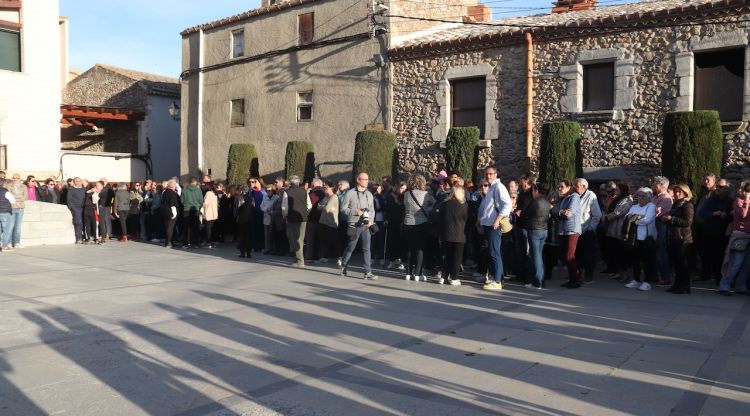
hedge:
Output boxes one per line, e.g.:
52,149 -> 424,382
352,130 -> 397,182
662,111 -> 723,198
285,141 -> 315,183
226,144 -> 259,186
538,121 -> 581,187
445,127 -> 480,182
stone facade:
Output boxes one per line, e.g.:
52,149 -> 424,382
390,2 -> 750,184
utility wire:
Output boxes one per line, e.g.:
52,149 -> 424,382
180,32 -> 371,78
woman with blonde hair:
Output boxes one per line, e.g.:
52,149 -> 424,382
403,174 -> 435,282
438,185 -> 468,285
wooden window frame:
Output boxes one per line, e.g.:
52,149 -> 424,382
231,30 -> 244,59
450,77 -> 486,138
582,62 -> 615,112
230,99 -> 245,127
297,91 -> 313,122
694,47 -> 745,122
0,144 -> 7,171
298,13 -> 314,46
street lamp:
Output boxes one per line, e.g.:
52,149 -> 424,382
168,101 -> 180,121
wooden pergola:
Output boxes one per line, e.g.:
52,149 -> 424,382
60,105 -> 145,128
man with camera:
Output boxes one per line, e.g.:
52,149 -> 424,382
340,172 -> 377,279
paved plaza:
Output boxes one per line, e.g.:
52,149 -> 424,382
1,243 -> 749,416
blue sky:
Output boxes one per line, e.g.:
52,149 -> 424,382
61,0 -> 634,78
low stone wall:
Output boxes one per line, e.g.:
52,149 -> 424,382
19,201 -> 75,246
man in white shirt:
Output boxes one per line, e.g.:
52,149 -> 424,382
477,166 -> 512,291
574,178 -> 602,283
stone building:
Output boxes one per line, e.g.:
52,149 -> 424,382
62,64 -> 181,180
389,0 -> 750,183
180,0 -> 491,181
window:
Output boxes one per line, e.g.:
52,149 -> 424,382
0,145 -> 6,170
451,77 -> 486,138
232,30 -> 244,58
695,48 -> 745,122
298,13 -> 314,46
583,62 -> 614,111
231,99 -> 245,127
297,91 -> 313,121
0,28 -> 21,72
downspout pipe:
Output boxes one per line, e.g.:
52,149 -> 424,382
525,32 -> 534,171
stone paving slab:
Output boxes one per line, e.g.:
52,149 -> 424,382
0,242 -> 749,415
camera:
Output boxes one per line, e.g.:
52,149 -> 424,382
361,208 -> 370,225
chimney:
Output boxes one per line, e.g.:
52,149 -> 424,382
464,4 -> 492,23
552,0 -> 598,14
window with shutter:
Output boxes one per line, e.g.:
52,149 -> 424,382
583,62 -> 614,111
231,99 -> 245,127
297,91 -> 313,121
298,13 -> 314,46
451,77 -> 486,138
694,48 -> 745,122
232,30 -> 244,58
0,28 -> 20,72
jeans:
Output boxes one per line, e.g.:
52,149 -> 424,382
0,212 -> 11,248
655,221 -> 671,282
341,224 -> 372,274
9,208 -> 23,246
527,229 -> 548,287
484,226 -> 504,283
720,249 -> 750,292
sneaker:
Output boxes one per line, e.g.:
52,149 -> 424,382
435,271 -> 443,280
340,266 -> 348,277
417,275 -> 426,282
291,261 -> 305,268
638,282 -> 652,291
438,278 -> 445,285
318,257 -> 329,264
364,272 -> 378,280
625,280 -> 640,289
449,279 -> 462,286
150,238 -> 160,243
13,244 -> 22,249
336,258 -> 343,267
404,274 -> 412,281
524,283 -> 533,288
396,264 -> 406,271
483,281 -> 503,291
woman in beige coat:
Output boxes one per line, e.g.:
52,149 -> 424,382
201,185 -> 219,248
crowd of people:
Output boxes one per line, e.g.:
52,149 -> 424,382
1,168 -> 749,296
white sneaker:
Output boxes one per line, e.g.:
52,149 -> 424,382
336,258 -> 342,267
405,274 -> 412,281
638,282 -> 652,291
396,264 -> 406,271
449,279 -> 462,286
417,275 -> 426,282
625,280 -> 640,289
438,278 -> 445,285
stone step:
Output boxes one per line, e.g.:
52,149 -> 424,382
17,201 -> 75,247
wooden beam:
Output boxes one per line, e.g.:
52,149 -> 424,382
0,1 -> 23,10
0,19 -> 21,30
61,109 -> 143,121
